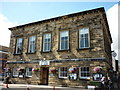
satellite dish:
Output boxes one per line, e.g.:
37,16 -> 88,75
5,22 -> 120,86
112,52 -> 117,57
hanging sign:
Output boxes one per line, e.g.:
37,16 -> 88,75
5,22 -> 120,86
39,60 -> 50,66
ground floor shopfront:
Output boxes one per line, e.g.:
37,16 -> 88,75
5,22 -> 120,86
6,58 -> 112,88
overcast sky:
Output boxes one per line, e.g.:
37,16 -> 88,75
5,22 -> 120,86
0,1 -> 119,61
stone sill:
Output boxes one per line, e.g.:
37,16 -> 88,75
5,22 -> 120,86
76,47 -> 91,51
57,49 -> 70,52
13,53 -> 22,55
26,52 -> 36,54
41,50 -> 52,53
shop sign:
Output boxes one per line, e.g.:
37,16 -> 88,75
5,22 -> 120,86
39,60 -> 50,66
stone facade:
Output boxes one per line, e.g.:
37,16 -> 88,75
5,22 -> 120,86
7,7 -> 112,88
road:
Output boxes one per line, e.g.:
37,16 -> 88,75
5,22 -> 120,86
0,81 -> 88,90
0,87 -> 88,90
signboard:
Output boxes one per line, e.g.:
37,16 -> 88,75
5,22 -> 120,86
39,60 -> 50,66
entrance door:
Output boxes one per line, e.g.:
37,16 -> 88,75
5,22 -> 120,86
40,67 -> 49,85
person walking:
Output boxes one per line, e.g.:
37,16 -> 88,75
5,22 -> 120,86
106,76 -> 112,90
100,76 -> 106,90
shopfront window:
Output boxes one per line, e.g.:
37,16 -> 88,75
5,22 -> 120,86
79,67 -> 90,79
13,68 -> 19,77
59,67 -> 68,78
26,68 -> 32,77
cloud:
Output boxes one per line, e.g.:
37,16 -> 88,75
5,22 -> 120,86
0,13 -> 16,47
106,4 -> 118,60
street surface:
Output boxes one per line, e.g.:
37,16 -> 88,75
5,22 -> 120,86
1,88 -> 87,90
0,81 -> 87,90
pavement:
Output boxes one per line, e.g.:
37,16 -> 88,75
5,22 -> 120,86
0,81 -> 88,90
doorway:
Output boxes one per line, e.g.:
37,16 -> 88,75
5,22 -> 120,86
40,67 -> 49,85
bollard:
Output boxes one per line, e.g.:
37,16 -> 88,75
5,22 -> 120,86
6,83 -> 9,88
27,84 -> 30,90
53,85 -> 55,90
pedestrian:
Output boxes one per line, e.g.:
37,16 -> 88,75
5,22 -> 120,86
106,76 -> 112,90
100,76 -> 106,90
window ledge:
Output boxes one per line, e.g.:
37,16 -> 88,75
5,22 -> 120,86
25,76 -> 32,78
41,50 -> 52,53
26,52 -> 36,54
13,53 -> 22,55
77,47 -> 91,51
58,77 -> 68,79
57,49 -> 70,52
80,77 -> 90,80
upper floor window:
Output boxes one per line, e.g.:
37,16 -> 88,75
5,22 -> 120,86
60,31 -> 69,50
59,67 -> 68,79
43,33 -> 51,52
79,67 -> 90,79
26,67 -> 32,77
79,28 -> 89,49
28,36 -> 36,53
16,38 -> 23,54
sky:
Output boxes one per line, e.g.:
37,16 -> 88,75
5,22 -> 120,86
0,1 -> 119,61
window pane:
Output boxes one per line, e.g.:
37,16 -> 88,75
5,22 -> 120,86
43,33 -> 51,51
80,67 -> 90,79
28,36 -> 36,53
26,68 -> 32,77
60,31 -> 69,50
16,38 -> 23,54
79,28 -> 89,48
59,67 -> 67,78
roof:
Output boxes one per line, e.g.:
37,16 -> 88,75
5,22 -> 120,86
8,7 -> 112,43
0,45 -> 9,52
9,7 -> 105,30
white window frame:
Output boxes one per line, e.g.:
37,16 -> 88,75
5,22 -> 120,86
28,36 -> 36,53
59,67 -> 68,79
25,68 -> 32,77
43,33 -> 51,52
13,68 -> 19,77
79,67 -> 90,79
79,28 -> 89,49
16,38 -> 23,54
60,31 -> 69,50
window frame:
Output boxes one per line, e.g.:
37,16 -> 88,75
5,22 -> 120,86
15,38 -> 23,54
59,67 -> 68,79
25,67 -> 32,77
43,33 -> 51,52
28,36 -> 36,53
79,28 -> 90,49
79,67 -> 90,79
59,31 -> 69,50
13,68 -> 19,77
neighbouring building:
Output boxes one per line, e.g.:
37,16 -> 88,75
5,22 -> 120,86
7,7 -> 112,88
0,45 -> 9,80
112,51 -> 119,76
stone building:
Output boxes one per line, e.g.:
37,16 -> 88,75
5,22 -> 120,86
7,7 -> 112,88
